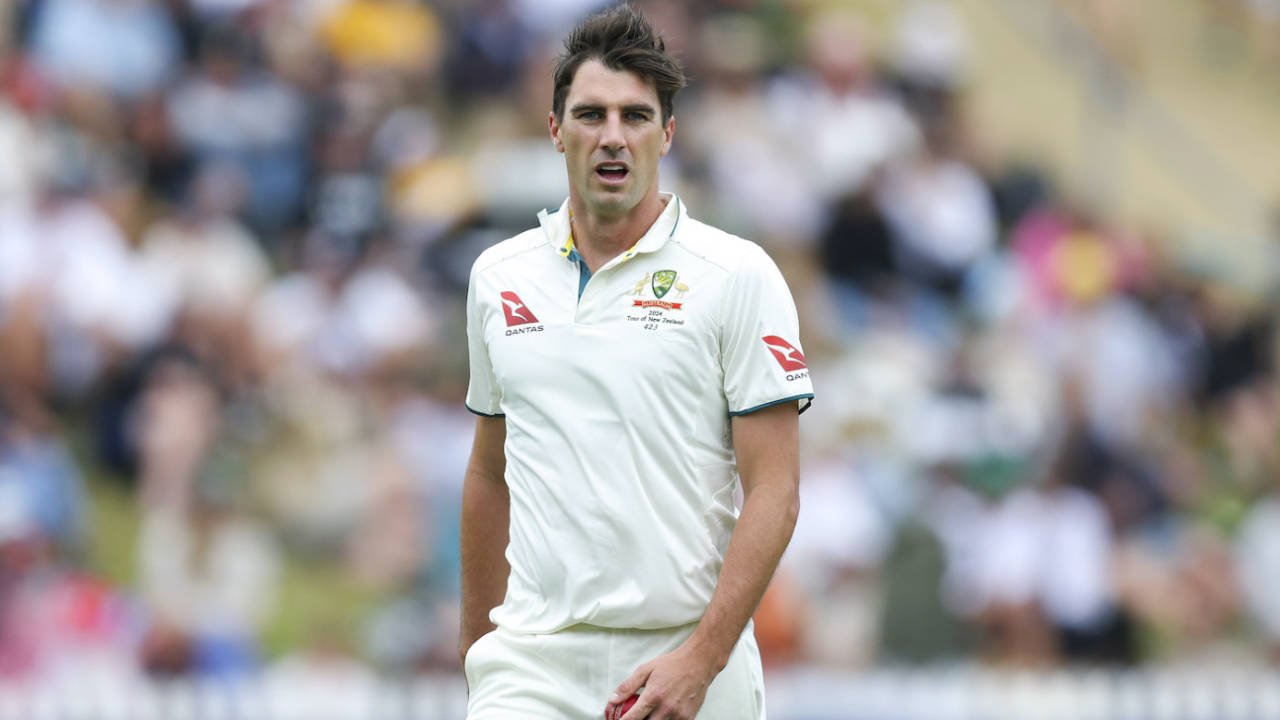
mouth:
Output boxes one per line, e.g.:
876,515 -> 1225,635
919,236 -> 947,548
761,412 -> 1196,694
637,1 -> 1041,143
594,162 -> 630,186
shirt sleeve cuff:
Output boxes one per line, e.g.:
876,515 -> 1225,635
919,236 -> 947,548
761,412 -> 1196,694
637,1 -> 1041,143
728,394 -> 814,417
465,404 -> 505,418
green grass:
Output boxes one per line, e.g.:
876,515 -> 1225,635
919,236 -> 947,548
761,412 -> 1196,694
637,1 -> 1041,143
83,476 -> 141,587
261,555 -> 386,657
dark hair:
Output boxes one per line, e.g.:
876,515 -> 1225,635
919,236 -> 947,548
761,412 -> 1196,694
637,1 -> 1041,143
552,5 -> 686,123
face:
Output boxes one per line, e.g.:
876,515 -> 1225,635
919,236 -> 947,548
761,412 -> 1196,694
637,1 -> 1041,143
550,60 -> 674,221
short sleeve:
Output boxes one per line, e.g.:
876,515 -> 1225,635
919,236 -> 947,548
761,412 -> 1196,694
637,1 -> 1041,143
464,263 -> 504,417
719,245 -> 814,416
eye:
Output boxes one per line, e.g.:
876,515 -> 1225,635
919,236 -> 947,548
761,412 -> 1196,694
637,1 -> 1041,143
577,111 -> 602,121
625,111 -> 651,122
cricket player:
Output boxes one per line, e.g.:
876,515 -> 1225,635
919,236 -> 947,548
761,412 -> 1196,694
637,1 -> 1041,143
459,7 -> 814,719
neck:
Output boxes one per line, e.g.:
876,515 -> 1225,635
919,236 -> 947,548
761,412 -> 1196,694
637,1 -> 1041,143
568,190 -> 668,273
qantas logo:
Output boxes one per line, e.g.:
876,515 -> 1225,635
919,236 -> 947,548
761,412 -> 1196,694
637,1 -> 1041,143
762,335 -> 807,372
500,291 -> 539,326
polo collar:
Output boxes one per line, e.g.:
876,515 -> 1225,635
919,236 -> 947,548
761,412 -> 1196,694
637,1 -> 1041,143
538,193 -> 685,266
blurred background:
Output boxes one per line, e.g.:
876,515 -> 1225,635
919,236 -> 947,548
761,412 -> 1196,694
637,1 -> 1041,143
0,0 -> 1279,718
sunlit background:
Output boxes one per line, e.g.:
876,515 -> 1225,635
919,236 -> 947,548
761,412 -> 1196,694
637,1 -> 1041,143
1,0 -> 1279,718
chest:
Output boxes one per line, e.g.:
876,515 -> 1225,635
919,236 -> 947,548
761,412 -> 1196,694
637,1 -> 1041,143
478,254 -> 727,391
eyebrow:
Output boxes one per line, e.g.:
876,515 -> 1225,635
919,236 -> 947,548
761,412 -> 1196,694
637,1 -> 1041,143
569,102 -> 657,115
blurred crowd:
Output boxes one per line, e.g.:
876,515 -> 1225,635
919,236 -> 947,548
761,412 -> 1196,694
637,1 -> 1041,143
0,0 -> 1278,690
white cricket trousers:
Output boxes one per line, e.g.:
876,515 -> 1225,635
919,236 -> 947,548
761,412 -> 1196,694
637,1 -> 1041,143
464,620 -> 766,719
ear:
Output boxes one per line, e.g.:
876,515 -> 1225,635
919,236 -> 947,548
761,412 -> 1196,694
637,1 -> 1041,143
549,111 -> 565,153
659,115 -> 675,157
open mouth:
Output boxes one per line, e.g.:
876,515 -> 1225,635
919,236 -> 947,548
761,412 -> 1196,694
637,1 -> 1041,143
595,163 -> 629,184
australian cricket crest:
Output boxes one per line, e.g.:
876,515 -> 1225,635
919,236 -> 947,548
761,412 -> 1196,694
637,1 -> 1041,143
626,269 -> 688,326
652,270 -> 677,299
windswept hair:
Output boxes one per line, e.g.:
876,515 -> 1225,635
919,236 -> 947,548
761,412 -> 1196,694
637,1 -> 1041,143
552,5 -> 687,123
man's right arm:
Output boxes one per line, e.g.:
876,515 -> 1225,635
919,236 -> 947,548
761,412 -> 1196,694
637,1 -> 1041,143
458,414 -> 509,663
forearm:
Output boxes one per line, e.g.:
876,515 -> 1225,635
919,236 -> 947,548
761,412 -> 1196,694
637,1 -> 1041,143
687,479 -> 799,670
459,464 -> 510,656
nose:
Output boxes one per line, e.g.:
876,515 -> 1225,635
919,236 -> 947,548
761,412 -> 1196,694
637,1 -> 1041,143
599,112 -> 626,153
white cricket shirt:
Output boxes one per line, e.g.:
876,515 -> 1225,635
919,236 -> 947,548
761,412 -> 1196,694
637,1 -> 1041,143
465,194 -> 814,633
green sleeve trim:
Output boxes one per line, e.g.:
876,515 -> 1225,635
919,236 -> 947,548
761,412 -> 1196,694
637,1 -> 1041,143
729,394 -> 814,417
465,404 -> 505,418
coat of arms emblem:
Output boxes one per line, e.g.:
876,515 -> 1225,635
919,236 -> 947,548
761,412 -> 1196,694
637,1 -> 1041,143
651,270 -> 677,299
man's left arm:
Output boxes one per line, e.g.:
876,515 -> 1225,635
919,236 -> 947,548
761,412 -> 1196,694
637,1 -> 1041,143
610,401 -> 800,720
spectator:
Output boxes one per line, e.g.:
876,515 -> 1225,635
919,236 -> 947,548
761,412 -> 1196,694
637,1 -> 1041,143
444,0 -> 539,99
0,393 -> 87,555
318,0 -> 442,78
681,13 -> 820,243
29,0 -> 179,99
877,111 -> 997,300
0,147 -> 173,396
168,23 -> 307,236
768,8 -> 919,204
1235,416 -> 1280,663
134,356 -> 280,677
138,161 -> 272,380
137,481 -> 281,677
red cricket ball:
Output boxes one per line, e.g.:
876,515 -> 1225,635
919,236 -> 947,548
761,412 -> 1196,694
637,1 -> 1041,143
605,694 -> 639,720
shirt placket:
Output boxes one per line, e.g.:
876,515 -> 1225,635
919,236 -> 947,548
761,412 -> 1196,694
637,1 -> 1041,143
566,240 -> 645,324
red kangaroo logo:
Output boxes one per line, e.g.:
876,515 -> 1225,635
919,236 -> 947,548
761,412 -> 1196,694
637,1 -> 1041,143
762,335 -> 807,371
500,292 -> 539,326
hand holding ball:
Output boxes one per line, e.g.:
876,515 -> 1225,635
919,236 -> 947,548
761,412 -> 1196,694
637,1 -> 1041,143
605,692 -> 639,720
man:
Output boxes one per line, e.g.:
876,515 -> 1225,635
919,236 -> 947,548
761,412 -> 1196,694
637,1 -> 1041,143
459,7 -> 813,719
